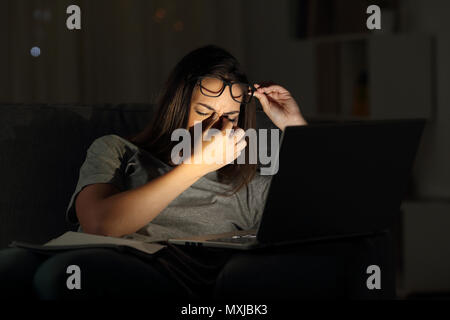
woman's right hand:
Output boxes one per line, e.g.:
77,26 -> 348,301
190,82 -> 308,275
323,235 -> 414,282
78,113 -> 246,237
185,113 -> 247,177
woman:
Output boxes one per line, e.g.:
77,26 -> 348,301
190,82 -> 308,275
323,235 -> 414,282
0,45 -> 307,299
69,44 -> 307,241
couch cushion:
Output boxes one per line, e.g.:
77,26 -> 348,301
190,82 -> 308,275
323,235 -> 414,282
0,104 -> 275,248
0,104 -> 155,248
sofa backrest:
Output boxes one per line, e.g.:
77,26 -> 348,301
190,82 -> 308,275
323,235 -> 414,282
0,104 -> 275,248
0,104 -> 155,248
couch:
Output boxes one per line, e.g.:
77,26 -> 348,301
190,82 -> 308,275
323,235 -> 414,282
0,103 -> 281,248
0,103 -> 396,299
0,103 -> 159,248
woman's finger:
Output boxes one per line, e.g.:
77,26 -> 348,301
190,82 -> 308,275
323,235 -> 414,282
233,128 -> 246,143
257,85 -> 289,95
221,117 -> 234,133
257,89 -> 283,100
235,139 -> 247,155
253,90 -> 271,113
203,112 -> 220,132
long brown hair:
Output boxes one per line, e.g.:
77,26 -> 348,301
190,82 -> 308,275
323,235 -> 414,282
128,45 -> 257,194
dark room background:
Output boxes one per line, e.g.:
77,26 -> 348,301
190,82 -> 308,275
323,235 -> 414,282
1,0 -> 449,298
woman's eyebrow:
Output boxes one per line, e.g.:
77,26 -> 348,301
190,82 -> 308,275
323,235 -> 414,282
197,103 -> 239,115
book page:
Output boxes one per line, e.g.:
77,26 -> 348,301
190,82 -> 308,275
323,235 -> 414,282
44,232 -> 165,255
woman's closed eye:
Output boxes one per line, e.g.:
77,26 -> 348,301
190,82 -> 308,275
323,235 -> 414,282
196,110 -> 237,122
196,110 -> 210,116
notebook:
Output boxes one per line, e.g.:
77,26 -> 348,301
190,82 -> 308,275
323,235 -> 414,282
9,231 -> 165,256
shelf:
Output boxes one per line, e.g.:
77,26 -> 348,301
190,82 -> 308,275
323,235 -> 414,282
310,34 -> 433,121
247,34 -> 432,123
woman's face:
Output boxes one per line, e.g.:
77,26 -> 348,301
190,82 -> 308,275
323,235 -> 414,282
187,78 -> 242,129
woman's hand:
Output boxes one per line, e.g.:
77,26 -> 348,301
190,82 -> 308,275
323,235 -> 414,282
253,82 -> 307,131
184,114 -> 247,177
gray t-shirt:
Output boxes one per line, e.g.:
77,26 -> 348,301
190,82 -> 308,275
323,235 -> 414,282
66,134 -> 271,242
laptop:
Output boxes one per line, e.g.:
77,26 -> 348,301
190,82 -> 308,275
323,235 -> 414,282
168,119 -> 426,250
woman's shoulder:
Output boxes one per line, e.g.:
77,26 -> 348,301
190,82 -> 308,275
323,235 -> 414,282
87,134 -> 140,159
89,134 -> 170,170
90,134 -> 137,151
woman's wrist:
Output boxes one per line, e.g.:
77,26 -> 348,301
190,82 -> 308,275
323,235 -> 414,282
290,115 -> 308,126
279,115 -> 308,131
176,163 -> 209,181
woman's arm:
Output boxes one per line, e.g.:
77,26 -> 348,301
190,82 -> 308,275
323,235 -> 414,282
253,83 -> 307,130
76,116 -> 246,237
76,163 -> 203,237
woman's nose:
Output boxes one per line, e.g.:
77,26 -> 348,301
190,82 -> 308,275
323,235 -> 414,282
211,113 -> 227,129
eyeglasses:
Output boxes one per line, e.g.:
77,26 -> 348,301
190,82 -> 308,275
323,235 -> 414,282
195,76 -> 255,105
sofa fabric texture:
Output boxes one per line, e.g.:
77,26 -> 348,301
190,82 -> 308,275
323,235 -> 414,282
0,104 -> 275,248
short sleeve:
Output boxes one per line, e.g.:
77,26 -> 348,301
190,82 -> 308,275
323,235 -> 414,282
246,173 -> 272,230
65,135 -> 128,225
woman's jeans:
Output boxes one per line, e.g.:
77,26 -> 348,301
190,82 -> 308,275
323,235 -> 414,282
0,232 -> 394,300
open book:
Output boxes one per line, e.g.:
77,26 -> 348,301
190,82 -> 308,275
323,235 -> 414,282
9,231 -> 165,256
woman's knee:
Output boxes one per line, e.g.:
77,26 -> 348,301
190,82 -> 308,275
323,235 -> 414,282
213,252 -> 344,300
0,248 -> 47,299
32,248 -> 188,299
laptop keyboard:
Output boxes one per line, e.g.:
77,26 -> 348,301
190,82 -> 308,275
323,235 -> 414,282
206,234 -> 257,244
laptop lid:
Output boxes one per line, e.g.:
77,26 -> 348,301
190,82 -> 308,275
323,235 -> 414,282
257,119 -> 426,244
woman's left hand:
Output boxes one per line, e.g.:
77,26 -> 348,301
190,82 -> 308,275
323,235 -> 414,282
253,82 -> 307,131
